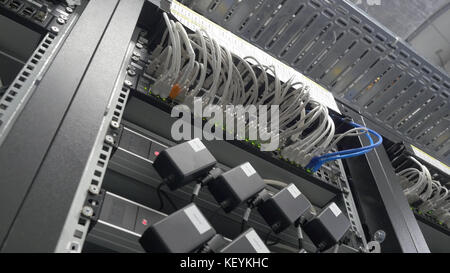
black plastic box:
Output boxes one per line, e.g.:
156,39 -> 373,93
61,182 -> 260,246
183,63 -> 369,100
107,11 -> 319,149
207,162 -> 265,213
152,138 -> 217,190
139,203 -> 216,253
257,183 -> 312,233
302,202 -> 351,251
220,228 -> 270,253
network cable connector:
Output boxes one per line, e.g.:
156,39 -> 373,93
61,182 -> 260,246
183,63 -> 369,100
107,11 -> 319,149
438,213 -> 450,228
139,203 -> 216,253
207,162 -> 266,213
34,4 -> 49,22
220,228 -> 270,253
398,156 -> 434,208
257,183 -> 312,233
405,189 -> 427,207
302,202 -> 351,251
152,138 -> 217,190
416,183 -> 447,214
432,204 -> 450,220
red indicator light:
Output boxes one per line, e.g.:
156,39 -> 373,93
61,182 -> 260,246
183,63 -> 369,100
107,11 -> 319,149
142,219 -> 148,226
154,151 -> 160,156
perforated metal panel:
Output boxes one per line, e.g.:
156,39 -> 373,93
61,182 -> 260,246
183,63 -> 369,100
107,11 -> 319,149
180,0 -> 450,164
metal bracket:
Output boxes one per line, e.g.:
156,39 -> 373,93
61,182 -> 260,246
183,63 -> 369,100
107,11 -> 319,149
105,122 -> 124,157
80,189 -> 106,230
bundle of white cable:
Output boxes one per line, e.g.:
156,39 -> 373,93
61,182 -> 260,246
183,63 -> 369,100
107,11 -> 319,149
397,157 -> 450,227
148,13 -> 369,168
398,157 -> 434,204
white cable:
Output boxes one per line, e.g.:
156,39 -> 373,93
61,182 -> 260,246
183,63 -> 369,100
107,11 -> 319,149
263,179 -> 289,189
149,13 -> 386,170
175,22 -> 195,91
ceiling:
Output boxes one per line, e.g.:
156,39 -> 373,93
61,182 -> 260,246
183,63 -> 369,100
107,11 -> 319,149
349,0 -> 450,74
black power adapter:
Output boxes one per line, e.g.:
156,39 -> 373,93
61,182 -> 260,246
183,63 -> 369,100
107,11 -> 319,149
139,203 -> 216,253
207,162 -> 266,213
302,202 -> 351,251
152,138 -> 217,190
257,183 -> 312,233
220,228 -> 270,253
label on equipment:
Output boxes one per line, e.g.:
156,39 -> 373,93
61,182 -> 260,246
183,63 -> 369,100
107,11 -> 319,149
184,205 -> 211,234
287,184 -> 301,199
241,162 -> 256,177
189,138 -> 206,152
246,229 -> 270,253
329,203 -> 342,217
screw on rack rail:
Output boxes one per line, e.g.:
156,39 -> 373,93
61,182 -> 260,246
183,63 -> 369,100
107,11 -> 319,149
105,120 -> 123,157
80,189 -> 106,231
110,120 -> 120,130
89,184 -> 100,195
104,135 -> 114,145
57,18 -> 65,25
136,43 -> 143,49
81,206 -> 94,218
131,55 -> 140,62
127,69 -> 136,77
51,26 -> 60,34
65,7 -> 74,13
124,80 -> 133,87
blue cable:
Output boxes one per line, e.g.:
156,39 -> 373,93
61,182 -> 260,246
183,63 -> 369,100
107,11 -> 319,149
307,128 -> 382,172
315,122 -> 376,157
306,121 -> 383,172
